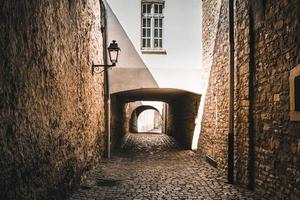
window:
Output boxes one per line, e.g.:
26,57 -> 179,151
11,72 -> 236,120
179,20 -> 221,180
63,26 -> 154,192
141,1 -> 164,51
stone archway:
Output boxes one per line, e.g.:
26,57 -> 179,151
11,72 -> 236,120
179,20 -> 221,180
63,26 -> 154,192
129,105 -> 162,133
110,88 -> 201,149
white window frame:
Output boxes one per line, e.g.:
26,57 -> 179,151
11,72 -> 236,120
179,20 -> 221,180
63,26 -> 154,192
141,1 -> 165,53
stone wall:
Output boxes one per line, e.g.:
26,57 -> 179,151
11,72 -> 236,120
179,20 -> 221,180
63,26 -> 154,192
200,0 -> 300,198
247,0 -> 300,198
110,95 -> 124,149
125,103 -> 137,133
168,93 -> 201,149
125,103 -> 150,133
235,0 -> 252,188
0,0 -> 106,199
199,0 -> 230,172
110,91 -> 200,150
202,0 -> 222,79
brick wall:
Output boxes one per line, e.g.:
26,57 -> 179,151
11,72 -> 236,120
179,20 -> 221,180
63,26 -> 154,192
200,0 -> 300,198
0,0 -> 106,199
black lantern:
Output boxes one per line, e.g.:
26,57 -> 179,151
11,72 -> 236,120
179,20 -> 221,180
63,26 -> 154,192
108,40 -> 120,65
92,40 -> 121,75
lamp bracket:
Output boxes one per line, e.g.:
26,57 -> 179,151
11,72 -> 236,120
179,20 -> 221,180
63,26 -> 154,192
92,62 -> 116,75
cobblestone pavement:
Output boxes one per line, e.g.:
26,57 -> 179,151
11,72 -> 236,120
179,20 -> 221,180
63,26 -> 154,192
68,133 -> 258,200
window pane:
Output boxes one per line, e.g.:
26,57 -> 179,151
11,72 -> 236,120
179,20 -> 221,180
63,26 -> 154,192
154,4 -> 158,14
147,29 -> 151,37
147,4 -> 151,13
143,39 -> 146,47
159,29 -> 162,37
154,19 -> 158,27
159,19 -> 162,27
159,39 -> 162,48
147,18 -> 151,27
143,4 -> 146,14
154,39 -> 158,47
154,29 -> 158,37
159,5 -> 163,14
142,29 -> 146,37
147,39 -> 151,47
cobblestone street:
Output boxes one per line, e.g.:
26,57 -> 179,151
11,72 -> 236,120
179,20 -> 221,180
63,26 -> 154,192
68,133 -> 257,200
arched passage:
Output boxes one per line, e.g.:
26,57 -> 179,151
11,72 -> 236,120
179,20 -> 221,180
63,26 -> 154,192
110,88 -> 201,149
129,105 -> 162,133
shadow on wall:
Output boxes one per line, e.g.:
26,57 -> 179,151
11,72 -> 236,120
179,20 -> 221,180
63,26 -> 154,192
166,93 -> 201,149
0,0 -> 106,199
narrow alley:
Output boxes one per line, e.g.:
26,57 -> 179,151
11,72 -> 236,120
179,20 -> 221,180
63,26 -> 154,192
68,133 -> 256,200
1,0 -> 299,199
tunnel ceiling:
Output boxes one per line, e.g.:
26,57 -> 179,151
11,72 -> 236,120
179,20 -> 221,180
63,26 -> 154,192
113,88 -> 200,102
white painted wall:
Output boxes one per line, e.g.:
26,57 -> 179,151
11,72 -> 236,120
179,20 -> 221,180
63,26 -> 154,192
104,0 -> 158,93
105,0 -> 204,94
137,109 -> 156,132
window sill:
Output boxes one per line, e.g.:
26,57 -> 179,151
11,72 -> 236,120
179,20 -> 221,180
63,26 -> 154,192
141,49 -> 167,55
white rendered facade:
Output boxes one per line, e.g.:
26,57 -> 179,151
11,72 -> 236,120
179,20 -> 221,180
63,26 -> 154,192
105,0 -> 204,94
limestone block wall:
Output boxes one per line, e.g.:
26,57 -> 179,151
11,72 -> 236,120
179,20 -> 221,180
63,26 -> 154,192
0,0 -> 105,199
199,0 -> 230,173
200,0 -> 300,198
110,95 -> 124,149
124,103 -> 137,133
202,0 -> 222,77
124,102 -> 144,134
168,93 -> 201,149
235,0 -> 252,187
246,0 -> 300,198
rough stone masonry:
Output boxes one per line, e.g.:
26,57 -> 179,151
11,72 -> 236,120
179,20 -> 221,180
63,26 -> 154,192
0,0 -> 106,199
200,0 -> 300,199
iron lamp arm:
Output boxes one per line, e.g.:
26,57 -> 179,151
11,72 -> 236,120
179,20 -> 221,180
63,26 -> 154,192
92,62 -> 116,75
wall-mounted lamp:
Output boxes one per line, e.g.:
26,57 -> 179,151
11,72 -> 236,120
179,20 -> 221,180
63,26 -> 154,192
92,40 -> 120,75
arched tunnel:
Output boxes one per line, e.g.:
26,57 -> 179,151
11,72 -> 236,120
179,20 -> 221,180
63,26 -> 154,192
129,105 -> 162,133
110,88 -> 201,150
